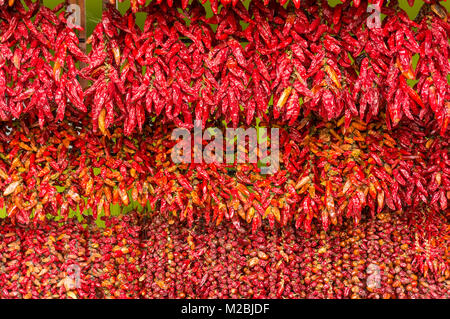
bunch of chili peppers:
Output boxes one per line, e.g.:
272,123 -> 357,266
0,0 -> 448,300
1,0 -> 448,135
1,211 -> 448,299
0,215 -> 141,299
84,0 -> 450,136
87,214 -> 142,298
0,0 -> 88,127
110,0 -> 439,14
406,207 -> 450,279
0,113 -> 447,234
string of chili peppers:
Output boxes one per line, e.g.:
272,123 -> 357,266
1,0 -> 448,135
0,114 -> 447,232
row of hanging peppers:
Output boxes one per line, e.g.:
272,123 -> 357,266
0,113 -> 448,232
0,0 -> 448,136
116,0 -> 444,14
1,209 -> 448,299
